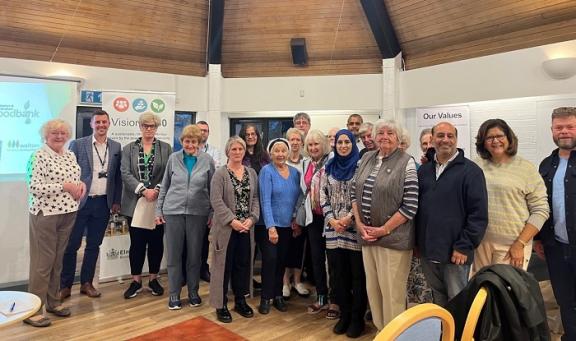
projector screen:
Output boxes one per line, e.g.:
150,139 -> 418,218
0,75 -> 78,286
0,76 -> 77,178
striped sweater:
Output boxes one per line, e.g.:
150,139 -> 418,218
476,156 -> 549,244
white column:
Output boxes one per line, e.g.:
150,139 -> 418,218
381,53 -> 402,121
203,64 -> 224,149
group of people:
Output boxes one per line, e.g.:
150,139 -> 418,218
25,108 -> 575,341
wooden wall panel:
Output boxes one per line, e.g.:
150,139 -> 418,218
221,0 -> 382,78
0,0 -> 208,76
384,0 -> 576,69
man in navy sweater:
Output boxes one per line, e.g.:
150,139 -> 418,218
416,122 -> 488,306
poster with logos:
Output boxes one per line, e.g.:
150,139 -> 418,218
416,106 -> 471,157
102,91 -> 175,147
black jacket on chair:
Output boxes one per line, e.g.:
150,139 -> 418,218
446,264 -> 550,341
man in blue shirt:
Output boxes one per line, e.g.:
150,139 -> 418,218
537,107 -> 576,341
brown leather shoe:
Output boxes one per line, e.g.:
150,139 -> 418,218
60,287 -> 71,300
80,282 -> 101,298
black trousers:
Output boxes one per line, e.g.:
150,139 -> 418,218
256,225 -> 291,300
327,248 -> 367,322
128,221 -> 164,276
307,214 -> 328,296
222,230 -> 251,306
545,240 -> 576,341
285,231 -> 306,269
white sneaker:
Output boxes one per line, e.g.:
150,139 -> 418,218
294,282 -> 310,296
282,284 -> 291,298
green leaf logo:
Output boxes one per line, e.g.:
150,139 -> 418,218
151,99 -> 165,113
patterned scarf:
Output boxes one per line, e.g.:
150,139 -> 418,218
136,137 -> 156,188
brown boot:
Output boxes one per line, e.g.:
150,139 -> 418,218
80,282 -> 101,298
60,287 -> 71,300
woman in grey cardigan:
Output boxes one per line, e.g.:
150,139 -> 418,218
209,136 -> 259,323
155,124 -> 215,310
121,112 -> 172,300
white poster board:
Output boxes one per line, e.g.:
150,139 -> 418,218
416,106 -> 471,157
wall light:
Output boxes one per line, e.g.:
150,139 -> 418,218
542,57 -> 576,80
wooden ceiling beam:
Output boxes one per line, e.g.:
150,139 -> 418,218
208,0 -> 224,64
360,0 -> 401,59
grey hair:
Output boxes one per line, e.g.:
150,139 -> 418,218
419,128 -> 432,142
400,128 -> 411,149
224,136 -> 246,157
285,127 -> 304,141
359,122 -> 374,136
138,112 -> 161,127
372,119 -> 403,143
40,119 -> 72,142
304,129 -> 331,156
293,112 -> 311,124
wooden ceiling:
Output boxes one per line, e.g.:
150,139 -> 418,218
1,0 -> 576,77
386,0 -> 576,70
0,0 -> 208,75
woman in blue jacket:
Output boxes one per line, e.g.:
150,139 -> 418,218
156,124 -> 215,310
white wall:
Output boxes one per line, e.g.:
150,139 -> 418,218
222,74 -> 383,112
400,40 -> 576,109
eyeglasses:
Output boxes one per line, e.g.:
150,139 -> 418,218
485,134 -> 506,142
141,124 -> 158,130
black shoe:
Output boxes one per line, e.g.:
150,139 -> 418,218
234,299 -> 254,318
346,320 -> 365,338
258,299 -> 271,314
216,307 -> 232,323
168,295 -> 182,310
123,281 -> 142,299
252,279 -> 262,290
148,279 -> 164,296
333,316 -> 351,335
189,294 -> 202,307
273,296 -> 287,312
200,270 -> 211,283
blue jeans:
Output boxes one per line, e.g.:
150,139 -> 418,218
544,240 -> 576,341
421,258 -> 470,307
61,196 -> 110,288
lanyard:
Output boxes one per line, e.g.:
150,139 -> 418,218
94,142 -> 108,170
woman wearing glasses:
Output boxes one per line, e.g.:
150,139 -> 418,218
121,112 -> 172,299
472,119 -> 549,273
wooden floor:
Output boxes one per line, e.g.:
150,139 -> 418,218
1,278 -> 378,340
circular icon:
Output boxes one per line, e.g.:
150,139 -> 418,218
132,98 -> 148,113
150,99 -> 166,113
113,97 -> 130,112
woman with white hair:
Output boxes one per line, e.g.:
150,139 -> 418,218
25,119 -> 85,327
299,130 -> 335,315
352,119 -> 418,330
257,138 -> 301,314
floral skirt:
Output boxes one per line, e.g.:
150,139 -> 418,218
406,256 -> 433,304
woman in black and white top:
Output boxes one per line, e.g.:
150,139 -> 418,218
25,119 -> 85,327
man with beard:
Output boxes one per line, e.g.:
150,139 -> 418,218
537,107 -> 576,341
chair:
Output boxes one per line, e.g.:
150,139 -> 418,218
374,303 -> 455,341
461,287 -> 488,341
